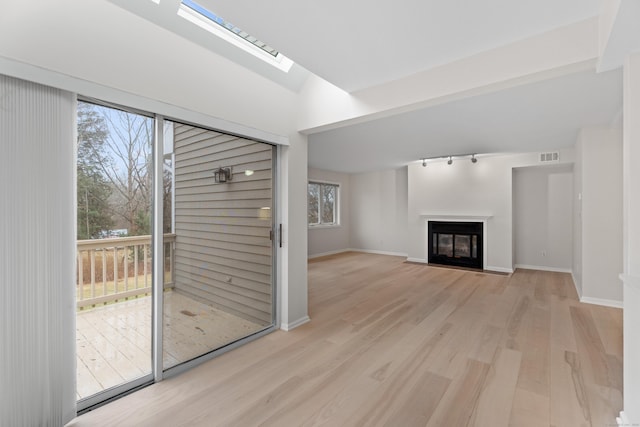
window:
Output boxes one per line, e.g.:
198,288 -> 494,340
178,0 -> 293,72
181,0 -> 278,57
308,182 -> 339,226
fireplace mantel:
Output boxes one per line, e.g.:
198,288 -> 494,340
420,214 -> 493,221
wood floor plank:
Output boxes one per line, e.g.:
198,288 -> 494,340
515,305 -> 550,396
68,254 -> 623,427
425,359 -> 491,427
549,350 -> 591,427
469,347 -> 522,426
589,304 -> 623,358
509,387 -> 549,427
570,305 -> 615,388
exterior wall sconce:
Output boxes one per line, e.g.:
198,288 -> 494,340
471,154 -> 477,163
214,167 -> 232,183
447,156 -> 453,165
422,159 -> 427,167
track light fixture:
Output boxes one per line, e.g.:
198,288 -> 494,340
418,153 -> 480,165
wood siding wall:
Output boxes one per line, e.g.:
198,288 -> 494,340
173,123 -> 274,325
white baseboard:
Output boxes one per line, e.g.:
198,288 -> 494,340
308,249 -> 350,259
350,248 -> 408,257
571,272 -> 583,300
580,296 -> 623,309
309,248 -> 408,260
485,266 -> 514,274
405,259 -> 512,274
569,273 -> 623,308
280,315 -> 310,331
514,264 -> 572,273
616,411 -> 630,426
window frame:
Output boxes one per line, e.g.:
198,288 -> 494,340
308,181 -> 340,228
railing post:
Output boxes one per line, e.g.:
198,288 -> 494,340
134,245 -> 139,290
102,248 -> 107,297
113,246 -> 118,297
90,250 -> 95,299
78,251 -> 83,302
124,245 -> 128,293
144,244 -> 148,288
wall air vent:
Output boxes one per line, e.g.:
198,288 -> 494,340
539,152 -> 560,163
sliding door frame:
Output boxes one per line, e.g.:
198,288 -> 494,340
160,118 -> 279,380
77,98 -> 280,411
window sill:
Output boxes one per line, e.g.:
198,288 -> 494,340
308,224 -> 342,230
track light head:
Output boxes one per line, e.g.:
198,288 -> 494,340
447,156 -> 453,165
471,154 -> 477,163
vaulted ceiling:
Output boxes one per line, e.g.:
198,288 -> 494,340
112,0 -> 623,173
203,0 -> 601,92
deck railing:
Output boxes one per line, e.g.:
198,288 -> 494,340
76,234 -> 176,309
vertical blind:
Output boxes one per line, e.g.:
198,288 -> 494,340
0,74 -> 76,425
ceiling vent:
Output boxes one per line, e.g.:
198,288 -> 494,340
539,151 -> 560,163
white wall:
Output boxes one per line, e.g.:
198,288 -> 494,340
407,151 -> 575,272
573,140 -> 584,296
307,168 -> 351,257
350,168 -> 408,256
0,0 -> 297,137
575,127 -> 623,305
281,134 -> 309,329
622,52 -> 640,425
513,165 -> 574,271
0,0 -> 309,328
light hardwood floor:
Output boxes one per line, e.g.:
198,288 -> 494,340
68,252 -> 622,426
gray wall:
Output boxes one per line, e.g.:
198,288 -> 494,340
173,123 -> 274,324
573,127 -> 623,304
307,168 -> 351,257
513,165 -> 574,271
349,168 -> 408,256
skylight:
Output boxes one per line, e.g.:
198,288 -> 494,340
178,0 -> 292,72
181,0 -> 279,58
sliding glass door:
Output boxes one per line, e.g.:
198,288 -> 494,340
162,121 -> 276,370
76,102 -> 277,408
75,101 -> 154,405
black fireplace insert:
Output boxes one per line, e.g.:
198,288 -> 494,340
428,221 -> 483,269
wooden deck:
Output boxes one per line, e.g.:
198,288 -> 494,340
76,291 -> 265,400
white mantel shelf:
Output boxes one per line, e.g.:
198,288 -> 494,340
420,214 -> 493,221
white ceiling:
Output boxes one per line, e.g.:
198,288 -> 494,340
198,0 -> 622,174
308,69 -> 622,173
108,0 -> 622,174
202,0 -> 600,92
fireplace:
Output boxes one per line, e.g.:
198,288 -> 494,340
428,221 -> 483,269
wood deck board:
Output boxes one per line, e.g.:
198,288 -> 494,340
69,253 -> 623,426
76,291 -> 265,399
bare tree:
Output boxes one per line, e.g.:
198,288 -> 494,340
96,108 -> 153,236
76,102 -> 113,239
